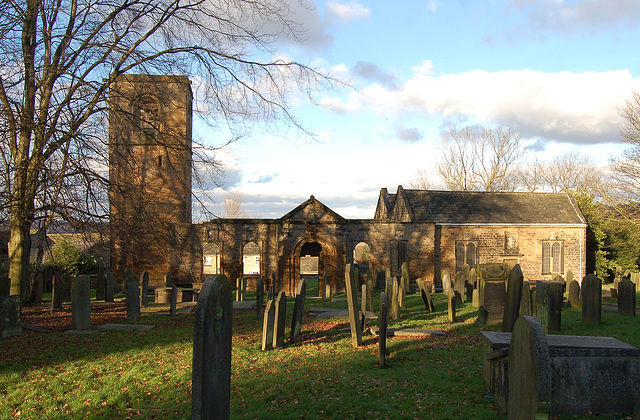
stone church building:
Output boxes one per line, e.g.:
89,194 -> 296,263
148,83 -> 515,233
108,75 -> 587,294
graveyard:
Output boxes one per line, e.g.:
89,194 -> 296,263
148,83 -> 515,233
1,272 -> 640,419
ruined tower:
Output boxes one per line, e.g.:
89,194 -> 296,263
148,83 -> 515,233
109,74 -> 194,285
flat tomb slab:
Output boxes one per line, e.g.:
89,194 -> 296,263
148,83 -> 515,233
233,301 -> 256,310
370,326 -> 446,337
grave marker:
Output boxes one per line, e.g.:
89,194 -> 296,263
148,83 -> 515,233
582,274 -> 602,325
447,289 -> 456,322
170,285 -> 177,317
191,275 -> 232,420
140,271 -> 149,308
416,278 -> 434,312
536,281 -> 563,332
273,291 -> 286,348
256,278 -> 264,319
344,264 -> 363,347
51,273 -> 64,311
391,277 -> 400,321
71,275 -> 92,330
568,280 -> 581,309
0,295 -> 21,339
261,300 -> 276,351
454,271 -> 465,304
375,268 -> 386,290
618,278 -> 636,317
290,279 -> 307,343
126,278 -> 140,320
502,264 -> 523,332
321,271 -> 327,307
164,272 -> 173,287
105,271 -> 115,302
235,278 -> 241,301
366,278 -> 374,312
519,281 -> 533,317
361,283 -> 367,331
379,292 -> 388,368
442,273 -> 452,295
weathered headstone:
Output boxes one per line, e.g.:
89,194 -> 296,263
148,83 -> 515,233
0,276 -> 10,297
273,291 -> 286,348
519,281 -> 533,317
462,263 -> 470,282
375,268 -> 386,290
416,278 -> 434,312
256,278 -> 264,319
536,281 -> 563,332
470,269 -> 478,288
454,271 -> 465,304
164,272 -> 173,287
568,280 -> 581,309
126,278 -> 140,320
631,272 -> 640,289
582,274 -> 602,325
391,278 -> 400,321
96,265 -> 105,302
235,278 -> 241,301
71,275 -> 92,330
170,285 -> 177,316
472,288 -> 479,308
466,282 -> 474,303
51,273 -> 64,311
507,316 -> 552,419
366,278 -> 374,313
401,261 -> 410,292
379,292 -> 388,368
191,275 -> 232,420
103,271 -> 114,302
361,283 -> 367,331
442,273 -> 452,295
0,295 -> 21,339
344,264 -> 363,347
140,271 -> 149,308
261,300 -> 276,351
618,278 -> 636,317
290,279 -> 307,343
502,264 -> 524,332
447,289 -> 456,322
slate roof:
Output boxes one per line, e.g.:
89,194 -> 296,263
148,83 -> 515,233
379,188 -> 586,225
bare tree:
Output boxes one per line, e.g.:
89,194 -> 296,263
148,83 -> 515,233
518,151 -> 604,194
0,0 -> 337,295
408,169 -> 432,190
218,192 -> 249,218
435,125 -> 526,191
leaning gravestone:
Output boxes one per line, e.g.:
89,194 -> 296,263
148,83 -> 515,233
191,275 -> 232,420
290,279 -> 307,343
126,278 -> 140,320
447,289 -> 456,322
391,278 -> 400,321
0,276 -> 10,297
170,285 -> 178,317
568,280 -> 581,309
344,264 -> 363,347
618,278 -> 636,317
536,281 -> 563,332
256,278 -> 264,319
0,295 -> 21,339
519,282 -> 533,317
582,274 -> 602,325
273,291 -> 286,348
261,300 -> 276,351
140,271 -> 149,308
454,271 -> 465,304
105,271 -> 115,302
378,292 -> 388,368
502,264 -> 523,332
71,275 -> 92,330
416,278 -> 434,312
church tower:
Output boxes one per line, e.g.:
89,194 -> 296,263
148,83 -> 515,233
109,74 -> 193,284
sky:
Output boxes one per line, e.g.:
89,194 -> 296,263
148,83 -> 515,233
193,0 -> 640,220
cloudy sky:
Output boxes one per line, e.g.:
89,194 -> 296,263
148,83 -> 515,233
193,0 -> 640,220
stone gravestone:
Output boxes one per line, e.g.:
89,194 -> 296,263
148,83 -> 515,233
140,271 -> 149,308
470,269 -> 477,289
472,289 -> 479,308
618,278 -> 636,317
442,272 -> 452,295
126,277 -> 141,320
256,278 -> 264,319
344,264 -> 363,347
261,299 -> 276,351
273,291 -> 286,349
0,295 -> 21,339
170,285 -> 178,317
536,281 -> 563,332
191,275 -> 232,420
631,273 -> 640,289
480,273 -> 509,325
71,275 -> 92,330
375,268 -> 386,290
241,277 -> 247,302
164,272 -> 173,287
378,292 -> 388,368
447,289 -> 456,322
290,279 -> 307,343
0,276 -> 10,297
507,316 -> 552,420
51,273 -> 64,311
454,271 -> 465,304
416,278 -> 434,312
366,278 -> 374,313
568,280 -> 581,309
96,263 -> 105,301
104,271 -> 115,302
502,264 -> 524,333
519,281 -> 533,317
361,284 -> 367,331
235,278 -> 241,301
400,261 -> 409,309
582,274 -> 602,325
391,278 -> 400,321
466,282 -> 474,303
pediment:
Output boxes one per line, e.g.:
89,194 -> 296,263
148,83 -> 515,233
280,195 -> 345,223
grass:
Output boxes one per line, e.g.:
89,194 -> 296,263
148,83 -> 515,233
1,287 -> 639,419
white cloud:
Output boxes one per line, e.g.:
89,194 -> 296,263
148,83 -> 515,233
321,64 -> 640,145
327,2 -> 371,22
427,1 -> 439,13
317,129 -> 334,142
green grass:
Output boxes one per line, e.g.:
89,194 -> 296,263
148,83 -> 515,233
1,290 -> 638,419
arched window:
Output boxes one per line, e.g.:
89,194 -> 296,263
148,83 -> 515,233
542,240 -> 563,274
243,242 -> 260,275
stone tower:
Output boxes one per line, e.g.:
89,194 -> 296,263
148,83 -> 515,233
109,74 -> 194,285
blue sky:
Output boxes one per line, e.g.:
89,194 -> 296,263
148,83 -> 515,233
194,0 -> 640,220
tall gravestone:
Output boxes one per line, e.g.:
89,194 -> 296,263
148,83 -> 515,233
618,278 -> 636,317
568,280 -> 581,309
502,265 -> 524,332
400,262 -> 409,309
235,278 -> 241,301
416,278 -> 434,312
0,295 -> 21,339
519,281 -> 533,317
191,275 -> 232,420
273,291 -> 286,348
391,278 -> 400,321
536,281 -> 563,332
375,268 -> 386,290
140,271 -> 149,308
378,292 -> 388,368
454,271 -> 465,304
261,300 -> 276,351
164,272 -> 173,287
126,277 -> 141,320
361,284 -> 367,331
344,264 -> 363,347
241,277 -> 247,302
290,279 -> 307,343
51,273 -> 64,311
71,275 -> 92,330
170,285 -> 178,317
582,274 -> 602,325
366,278 -> 374,312
96,262 -> 106,301
105,271 -> 115,302
256,278 -> 264,319
447,288 -> 456,322
442,273 -> 452,295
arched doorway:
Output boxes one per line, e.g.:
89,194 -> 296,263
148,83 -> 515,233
202,243 -> 221,275
353,241 -> 371,283
300,242 -> 322,296
243,241 -> 260,276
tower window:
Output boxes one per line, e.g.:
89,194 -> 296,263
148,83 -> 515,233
158,155 -> 162,167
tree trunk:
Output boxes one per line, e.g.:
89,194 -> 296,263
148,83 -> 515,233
8,215 -> 31,297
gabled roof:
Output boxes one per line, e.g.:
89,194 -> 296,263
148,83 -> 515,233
375,187 -> 586,225
279,195 -> 346,223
